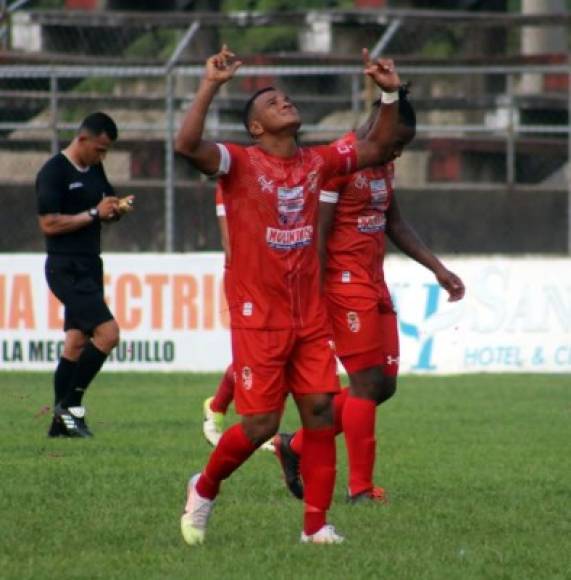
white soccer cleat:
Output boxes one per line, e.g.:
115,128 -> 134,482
300,524 -> 345,545
180,474 -> 215,546
202,396 -> 225,447
259,438 -> 275,453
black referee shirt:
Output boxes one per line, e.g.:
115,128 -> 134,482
36,153 -> 115,256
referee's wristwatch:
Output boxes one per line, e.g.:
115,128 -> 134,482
88,207 -> 99,221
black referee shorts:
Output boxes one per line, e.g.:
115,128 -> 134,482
45,254 -> 114,334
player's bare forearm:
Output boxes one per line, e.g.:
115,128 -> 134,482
355,102 -> 398,169
174,79 -> 221,173
386,199 -> 465,301
388,219 -> 443,274
386,197 -> 443,274
175,46 -> 241,175
354,53 -> 400,169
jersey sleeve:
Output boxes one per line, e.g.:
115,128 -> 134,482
320,141 -> 358,182
216,143 -> 249,194
320,174 -> 351,204
98,163 -> 116,197
36,161 -> 65,215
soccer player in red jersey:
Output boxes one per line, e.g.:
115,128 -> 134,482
175,45 -> 402,545
274,87 -> 466,503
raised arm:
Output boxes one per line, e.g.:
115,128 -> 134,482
175,46 -> 242,175
354,51 -> 401,171
386,195 -> 465,302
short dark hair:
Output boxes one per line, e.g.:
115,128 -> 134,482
79,111 -> 118,141
242,86 -> 277,135
372,83 -> 416,130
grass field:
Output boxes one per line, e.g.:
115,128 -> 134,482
0,372 -> 569,580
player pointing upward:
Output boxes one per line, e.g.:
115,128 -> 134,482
175,45 -> 402,545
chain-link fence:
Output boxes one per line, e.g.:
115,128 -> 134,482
0,6 -> 569,253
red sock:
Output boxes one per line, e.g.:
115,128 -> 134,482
333,387 -> 349,435
210,365 -> 235,414
196,424 -> 256,500
342,396 -> 376,496
289,388 -> 349,456
301,426 -> 336,535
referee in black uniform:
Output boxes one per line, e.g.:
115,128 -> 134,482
36,112 -> 131,438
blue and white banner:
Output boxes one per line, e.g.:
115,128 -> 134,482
0,254 -> 569,373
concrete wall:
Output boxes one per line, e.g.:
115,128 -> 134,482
2,183 -> 568,255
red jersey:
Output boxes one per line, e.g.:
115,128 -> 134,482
321,132 -> 395,302
217,141 -> 357,330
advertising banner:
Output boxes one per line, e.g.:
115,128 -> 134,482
1,254 -> 570,373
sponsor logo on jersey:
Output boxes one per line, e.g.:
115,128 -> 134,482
241,366 -> 253,390
242,302 -> 253,317
346,311 -> 361,333
357,214 -> 386,233
258,175 -> 274,193
369,178 -> 388,207
386,355 -> 400,366
68,182 -> 84,190
341,271 -> 351,283
266,225 -> 313,250
277,186 -> 304,225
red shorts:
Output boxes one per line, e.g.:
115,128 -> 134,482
326,294 -> 400,376
231,323 -> 340,415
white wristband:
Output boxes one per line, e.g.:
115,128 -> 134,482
381,91 -> 399,104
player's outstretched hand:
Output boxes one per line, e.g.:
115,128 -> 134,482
204,45 -> 242,85
436,269 -> 466,302
362,49 -> 401,94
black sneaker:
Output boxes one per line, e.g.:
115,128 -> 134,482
55,405 -> 93,438
273,433 -> 303,500
47,414 -> 70,438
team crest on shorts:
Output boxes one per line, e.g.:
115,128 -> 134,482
241,366 -> 253,390
346,311 -> 361,333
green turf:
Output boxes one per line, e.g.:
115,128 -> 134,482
0,372 -> 569,580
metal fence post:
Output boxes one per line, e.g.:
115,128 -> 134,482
163,21 -> 200,253
351,73 -> 360,128
506,73 -> 515,187
50,72 -> 59,155
165,72 -> 175,253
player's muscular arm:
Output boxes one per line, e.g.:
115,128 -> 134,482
355,52 -> 401,170
38,196 -> 119,235
175,46 -> 241,175
386,195 -> 465,302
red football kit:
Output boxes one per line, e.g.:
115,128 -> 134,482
321,132 -> 399,375
216,141 -> 357,414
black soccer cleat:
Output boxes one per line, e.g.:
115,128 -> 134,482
273,432 -> 303,500
54,405 -> 93,438
47,414 -> 70,438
